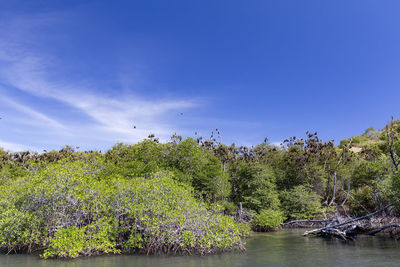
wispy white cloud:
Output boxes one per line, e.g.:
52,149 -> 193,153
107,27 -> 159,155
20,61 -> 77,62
0,55 -> 197,142
0,94 -> 64,129
0,11 -> 198,150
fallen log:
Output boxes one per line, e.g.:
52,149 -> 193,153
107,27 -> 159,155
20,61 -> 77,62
303,201 -> 397,237
283,219 -> 333,225
342,224 -> 365,237
317,228 -> 350,241
368,224 -> 400,236
283,219 -> 334,228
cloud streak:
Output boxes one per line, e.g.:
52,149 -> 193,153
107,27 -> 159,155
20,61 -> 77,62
0,94 -> 64,129
1,57 -> 197,142
0,11 -> 198,151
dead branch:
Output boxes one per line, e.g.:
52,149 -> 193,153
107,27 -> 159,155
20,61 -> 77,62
304,201 -> 397,236
329,138 -> 352,206
283,219 -> 333,227
368,224 -> 400,236
322,228 -> 349,241
387,116 -> 400,171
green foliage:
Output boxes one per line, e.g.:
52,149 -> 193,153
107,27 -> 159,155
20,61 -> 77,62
0,159 -> 248,258
0,163 -> 26,185
274,134 -> 333,194
217,200 -> 237,215
43,227 -> 87,259
349,186 -> 375,215
393,141 -> 400,156
114,172 -> 249,254
104,138 -> 228,200
280,185 -> 323,220
2,118 -> 400,258
363,127 -> 376,136
352,135 -> 371,145
391,169 -> 400,190
241,166 -> 281,213
252,209 -> 285,229
43,218 -> 119,259
352,158 -> 387,188
123,233 -> 144,250
104,140 -> 163,178
163,138 -> 226,199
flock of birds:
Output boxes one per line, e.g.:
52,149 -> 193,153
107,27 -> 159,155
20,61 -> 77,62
1,112 -> 270,151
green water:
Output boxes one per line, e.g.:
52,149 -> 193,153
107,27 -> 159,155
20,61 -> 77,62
2,229 -> 400,267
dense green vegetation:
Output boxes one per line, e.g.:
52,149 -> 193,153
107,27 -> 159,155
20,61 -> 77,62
1,119 -> 400,258
0,156 -> 248,258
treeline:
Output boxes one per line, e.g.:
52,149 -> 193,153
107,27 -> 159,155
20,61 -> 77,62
0,119 -> 400,258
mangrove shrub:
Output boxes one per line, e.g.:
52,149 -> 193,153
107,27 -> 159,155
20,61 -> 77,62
0,159 -> 249,258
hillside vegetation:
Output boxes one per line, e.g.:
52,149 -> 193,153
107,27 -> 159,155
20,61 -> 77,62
0,120 -> 400,258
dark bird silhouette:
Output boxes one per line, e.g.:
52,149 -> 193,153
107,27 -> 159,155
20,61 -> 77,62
133,125 -> 136,129
179,113 -> 183,115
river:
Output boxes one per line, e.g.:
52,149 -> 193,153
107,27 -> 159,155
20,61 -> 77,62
2,229 -> 400,267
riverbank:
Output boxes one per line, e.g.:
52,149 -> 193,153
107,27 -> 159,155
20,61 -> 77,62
2,229 -> 400,267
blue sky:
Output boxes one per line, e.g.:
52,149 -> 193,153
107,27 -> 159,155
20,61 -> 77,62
0,1 -> 400,151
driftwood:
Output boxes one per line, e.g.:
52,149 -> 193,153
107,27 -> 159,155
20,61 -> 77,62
319,228 -> 350,241
283,219 -> 333,228
303,201 -> 397,240
368,224 -> 400,236
284,219 -> 333,225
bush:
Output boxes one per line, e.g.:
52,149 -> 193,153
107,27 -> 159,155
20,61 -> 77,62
104,138 -> 228,201
348,186 -> 375,216
0,159 -> 249,258
252,209 -> 285,231
242,167 -> 281,213
231,164 -> 281,212
280,185 -> 323,220
352,159 -> 387,188
42,221 -> 119,259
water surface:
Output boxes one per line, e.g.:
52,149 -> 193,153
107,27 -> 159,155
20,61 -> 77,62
2,229 -> 400,267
